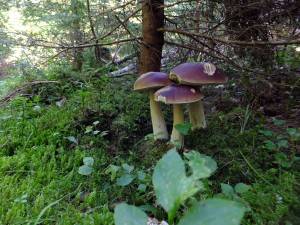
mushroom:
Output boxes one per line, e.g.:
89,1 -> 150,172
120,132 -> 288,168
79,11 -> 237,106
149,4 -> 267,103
134,72 -> 172,140
169,62 -> 228,129
154,84 -> 203,147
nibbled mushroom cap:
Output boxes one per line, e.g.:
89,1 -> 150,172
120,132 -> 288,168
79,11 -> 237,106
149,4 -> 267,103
170,62 -> 228,85
134,72 -> 172,91
154,84 -> 203,104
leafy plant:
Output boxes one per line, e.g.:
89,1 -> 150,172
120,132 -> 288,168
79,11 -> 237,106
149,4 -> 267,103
175,123 -> 192,136
114,149 -> 246,225
287,128 -> 300,142
259,124 -> 300,169
105,163 -> 149,191
220,183 -> 251,209
78,156 -> 94,176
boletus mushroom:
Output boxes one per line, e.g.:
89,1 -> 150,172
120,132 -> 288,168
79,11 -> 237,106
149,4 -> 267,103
154,84 -> 203,147
134,72 -> 172,140
169,62 -> 228,129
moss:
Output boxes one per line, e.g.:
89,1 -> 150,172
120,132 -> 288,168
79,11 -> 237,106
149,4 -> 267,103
0,65 -> 299,225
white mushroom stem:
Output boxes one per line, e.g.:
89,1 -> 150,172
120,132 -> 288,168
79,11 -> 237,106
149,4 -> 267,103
149,90 -> 169,140
171,104 -> 184,147
188,100 -> 207,129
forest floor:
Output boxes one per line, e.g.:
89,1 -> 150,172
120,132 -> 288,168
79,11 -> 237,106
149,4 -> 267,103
0,64 -> 299,225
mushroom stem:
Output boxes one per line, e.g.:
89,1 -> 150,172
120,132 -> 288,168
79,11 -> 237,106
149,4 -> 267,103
171,104 -> 184,147
188,100 -> 207,129
149,91 -> 169,140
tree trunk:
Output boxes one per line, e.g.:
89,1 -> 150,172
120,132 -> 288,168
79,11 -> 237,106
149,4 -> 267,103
71,0 -> 83,71
139,0 -> 164,75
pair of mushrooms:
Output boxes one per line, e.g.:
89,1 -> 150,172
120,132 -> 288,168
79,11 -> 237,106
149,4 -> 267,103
134,62 -> 227,147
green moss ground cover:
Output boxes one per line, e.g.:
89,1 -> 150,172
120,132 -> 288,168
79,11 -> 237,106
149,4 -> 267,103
0,66 -> 299,225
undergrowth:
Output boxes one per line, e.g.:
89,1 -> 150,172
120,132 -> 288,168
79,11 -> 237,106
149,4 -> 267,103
0,64 -> 299,225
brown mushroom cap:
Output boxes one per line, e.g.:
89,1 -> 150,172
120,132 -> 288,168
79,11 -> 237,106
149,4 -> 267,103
154,84 -> 203,104
134,72 -> 172,91
170,62 -> 228,85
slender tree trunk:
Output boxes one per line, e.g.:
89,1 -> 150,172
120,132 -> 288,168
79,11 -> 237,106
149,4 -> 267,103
71,0 -> 83,71
139,0 -> 164,74
86,0 -> 104,64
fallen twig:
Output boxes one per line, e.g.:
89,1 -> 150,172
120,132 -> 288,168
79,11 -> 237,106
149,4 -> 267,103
0,80 -> 59,107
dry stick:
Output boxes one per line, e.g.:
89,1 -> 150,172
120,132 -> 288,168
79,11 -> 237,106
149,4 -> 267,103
165,40 -> 274,88
0,81 -> 59,107
41,49 -> 67,65
21,37 -> 138,50
162,27 -> 284,77
94,0 -> 135,16
18,8 -> 141,52
115,14 -> 163,60
39,38 -> 139,65
164,40 -> 251,72
165,29 -> 245,72
160,0 -> 197,8
45,8 -> 141,62
85,2 -> 139,43
97,8 -> 141,41
160,28 -> 300,46
115,15 -> 142,45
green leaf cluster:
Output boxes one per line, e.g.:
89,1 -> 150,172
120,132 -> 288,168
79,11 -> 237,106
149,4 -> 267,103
114,149 -> 246,225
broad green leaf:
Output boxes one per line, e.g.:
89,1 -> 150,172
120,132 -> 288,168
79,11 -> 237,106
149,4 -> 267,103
116,174 -> 135,186
235,183 -> 251,194
221,183 -> 235,197
65,136 -> 78,145
178,199 -> 246,225
83,157 -> 94,166
264,140 -> 276,150
85,126 -> 93,134
78,165 -> 93,176
175,123 -> 192,135
272,118 -> 285,126
287,128 -> 300,141
153,149 -> 199,219
114,203 -> 148,225
122,163 -> 134,173
139,204 -> 158,215
138,184 -> 147,192
274,153 -> 291,168
105,165 -> 120,181
184,151 -> 217,179
277,139 -> 288,148
259,130 -> 273,137
137,171 -> 146,181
